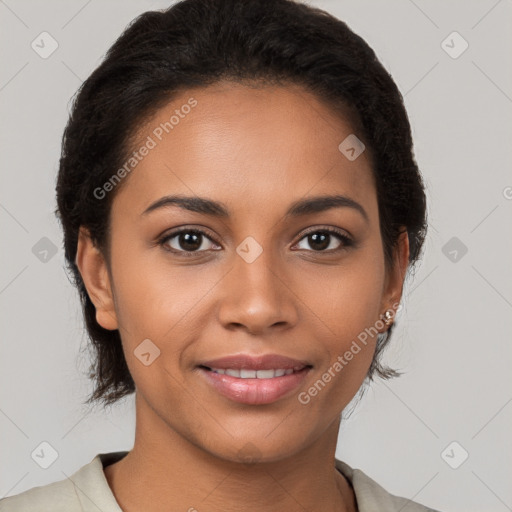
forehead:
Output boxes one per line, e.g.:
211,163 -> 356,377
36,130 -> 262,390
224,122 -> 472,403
114,81 -> 376,219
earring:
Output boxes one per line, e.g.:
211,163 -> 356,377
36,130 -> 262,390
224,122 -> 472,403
383,309 -> 394,326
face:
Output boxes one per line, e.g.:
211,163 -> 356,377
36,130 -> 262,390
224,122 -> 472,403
77,81 -> 408,463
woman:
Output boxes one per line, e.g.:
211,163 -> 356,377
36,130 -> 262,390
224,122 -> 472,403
0,0 -> 440,510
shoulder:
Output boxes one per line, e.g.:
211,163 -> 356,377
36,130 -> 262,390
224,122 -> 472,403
0,474 -> 79,512
0,451 -> 128,512
335,459 -> 442,512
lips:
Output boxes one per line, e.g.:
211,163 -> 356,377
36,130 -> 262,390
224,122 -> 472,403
197,353 -> 312,405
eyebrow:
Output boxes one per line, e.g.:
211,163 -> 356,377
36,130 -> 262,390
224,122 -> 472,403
141,194 -> 369,223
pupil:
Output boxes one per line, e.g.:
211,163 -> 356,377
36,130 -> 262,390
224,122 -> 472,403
180,232 -> 201,251
310,232 -> 329,251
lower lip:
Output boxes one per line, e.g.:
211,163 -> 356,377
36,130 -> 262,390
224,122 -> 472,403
198,367 -> 311,405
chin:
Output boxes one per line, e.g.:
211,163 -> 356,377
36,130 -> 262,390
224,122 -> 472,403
195,426 -> 313,466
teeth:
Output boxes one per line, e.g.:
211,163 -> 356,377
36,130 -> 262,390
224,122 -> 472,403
210,368 -> 297,379
256,369 -> 275,379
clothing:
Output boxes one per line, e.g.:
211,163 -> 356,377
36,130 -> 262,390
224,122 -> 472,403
0,451 -> 441,511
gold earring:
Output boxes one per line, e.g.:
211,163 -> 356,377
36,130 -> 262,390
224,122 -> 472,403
383,309 -> 394,326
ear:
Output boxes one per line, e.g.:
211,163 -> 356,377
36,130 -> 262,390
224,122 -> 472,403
75,226 -> 118,330
379,229 -> 410,330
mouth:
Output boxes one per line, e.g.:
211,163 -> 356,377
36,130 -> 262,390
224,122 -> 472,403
197,354 -> 313,405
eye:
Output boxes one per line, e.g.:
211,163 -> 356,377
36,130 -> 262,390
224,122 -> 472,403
293,227 -> 353,253
158,228 -> 221,256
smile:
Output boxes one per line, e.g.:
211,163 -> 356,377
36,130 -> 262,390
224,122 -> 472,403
197,354 -> 312,405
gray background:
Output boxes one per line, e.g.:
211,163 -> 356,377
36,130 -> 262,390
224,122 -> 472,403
1,1 -> 511,511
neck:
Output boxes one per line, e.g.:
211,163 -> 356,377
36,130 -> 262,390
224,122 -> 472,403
104,394 -> 357,512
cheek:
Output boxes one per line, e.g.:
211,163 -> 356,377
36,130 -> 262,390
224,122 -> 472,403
297,249 -> 385,397
296,278 -> 383,416
303,249 -> 386,345
109,236 -> 224,343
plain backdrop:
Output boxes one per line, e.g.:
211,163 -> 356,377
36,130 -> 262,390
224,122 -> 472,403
1,1 -> 511,511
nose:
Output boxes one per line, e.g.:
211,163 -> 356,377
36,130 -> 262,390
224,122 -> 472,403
216,246 -> 299,336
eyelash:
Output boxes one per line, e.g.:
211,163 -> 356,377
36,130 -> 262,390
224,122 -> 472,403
157,226 -> 354,257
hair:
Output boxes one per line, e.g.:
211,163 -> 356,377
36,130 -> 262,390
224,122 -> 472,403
55,0 -> 428,408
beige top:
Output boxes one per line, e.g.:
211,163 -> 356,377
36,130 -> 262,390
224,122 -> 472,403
0,451 -> 441,511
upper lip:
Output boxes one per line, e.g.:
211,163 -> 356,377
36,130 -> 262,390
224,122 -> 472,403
199,354 -> 312,371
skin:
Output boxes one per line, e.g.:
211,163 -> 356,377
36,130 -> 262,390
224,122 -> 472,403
76,81 -> 409,512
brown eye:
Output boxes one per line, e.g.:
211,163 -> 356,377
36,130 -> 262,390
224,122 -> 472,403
295,228 -> 353,252
159,229 -> 220,255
